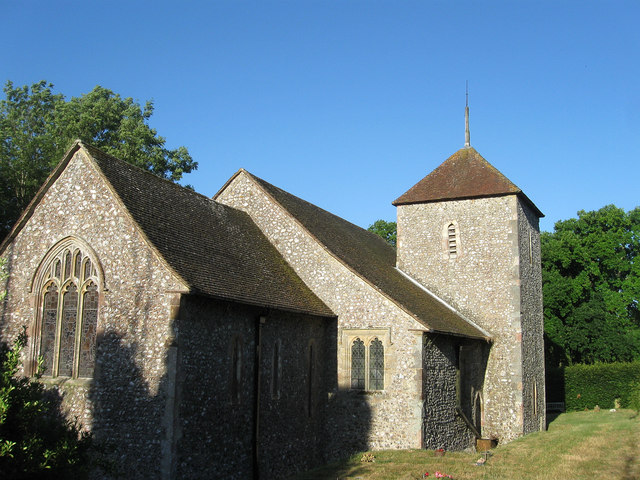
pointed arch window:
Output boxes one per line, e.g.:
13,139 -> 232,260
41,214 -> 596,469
34,240 -> 101,378
349,335 -> 385,391
448,223 -> 457,257
351,339 -> 365,390
369,338 -> 384,390
443,221 -> 460,259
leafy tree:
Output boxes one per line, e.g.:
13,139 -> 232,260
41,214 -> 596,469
0,259 -> 91,478
0,80 -> 197,239
368,219 -> 397,247
0,81 -> 64,237
0,328 -> 92,479
542,205 -> 640,366
0,258 -> 92,479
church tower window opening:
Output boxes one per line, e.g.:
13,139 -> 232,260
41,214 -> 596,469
447,223 -> 457,258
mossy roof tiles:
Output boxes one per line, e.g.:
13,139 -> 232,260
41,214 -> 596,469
81,143 -> 334,318
393,147 -> 543,217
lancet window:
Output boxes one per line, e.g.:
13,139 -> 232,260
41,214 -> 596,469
448,223 -> 457,258
35,242 -> 101,378
443,221 -> 460,259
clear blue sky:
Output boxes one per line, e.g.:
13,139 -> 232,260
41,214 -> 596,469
3,1 -> 639,232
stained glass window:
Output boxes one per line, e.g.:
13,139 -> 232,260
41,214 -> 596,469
369,338 -> 384,391
84,259 -> 92,282
35,241 -> 100,378
64,250 -> 72,280
41,284 -> 58,375
74,251 -> 82,278
78,283 -> 98,377
59,284 -> 78,377
351,339 -> 365,390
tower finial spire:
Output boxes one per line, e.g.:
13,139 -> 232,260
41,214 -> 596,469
465,81 -> 471,148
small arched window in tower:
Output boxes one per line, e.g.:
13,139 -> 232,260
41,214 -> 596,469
447,223 -> 458,259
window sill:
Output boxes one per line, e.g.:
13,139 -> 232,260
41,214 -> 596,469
352,389 -> 386,396
39,376 -> 94,388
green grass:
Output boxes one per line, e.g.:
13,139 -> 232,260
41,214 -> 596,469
291,410 -> 640,480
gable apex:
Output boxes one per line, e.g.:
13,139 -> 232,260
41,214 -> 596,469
392,147 -> 543,217
0,140 -> 85,253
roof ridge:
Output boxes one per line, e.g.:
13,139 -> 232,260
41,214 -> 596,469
242,170 -> 384,239
80,142 -> 215,204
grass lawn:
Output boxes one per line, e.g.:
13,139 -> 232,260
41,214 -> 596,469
291,410 -> 640,480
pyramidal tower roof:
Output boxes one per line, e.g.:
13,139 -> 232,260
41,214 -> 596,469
393,97 -> 543,217
393,146 -> 543,216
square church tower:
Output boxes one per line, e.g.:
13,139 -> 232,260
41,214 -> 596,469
393,141 -> 546,441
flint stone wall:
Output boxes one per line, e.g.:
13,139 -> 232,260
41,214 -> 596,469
216,173 -> 428,456
0,151 -> 185,478
517,201 -> 546,433
396,194 -> 544,442
422,334 -> 486,450
175,295 -> 333,480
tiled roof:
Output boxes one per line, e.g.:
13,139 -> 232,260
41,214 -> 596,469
393,147 -> 543,217
82,143 -> 334,318
246,172 -> 489,339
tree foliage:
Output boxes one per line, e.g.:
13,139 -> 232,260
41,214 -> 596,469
368,219 -> 397,247
542,205 -> 640,367
0,80 -> 197,239
0,326 -> 92,479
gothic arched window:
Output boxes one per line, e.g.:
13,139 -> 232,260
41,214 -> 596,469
351,338 -> 365,390
33,239 -> 101,378
369,338 -> 384,391
350,336 -> 384,391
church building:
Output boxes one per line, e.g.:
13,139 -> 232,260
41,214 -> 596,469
0,115 -> 545,479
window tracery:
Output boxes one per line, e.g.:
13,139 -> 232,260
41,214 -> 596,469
33,240 -> 101,378
345,332 -> 387,391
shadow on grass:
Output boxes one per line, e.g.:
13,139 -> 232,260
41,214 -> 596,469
546,411 -> 562,428
288,451 -> 374,480
621,454 -> 637,480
